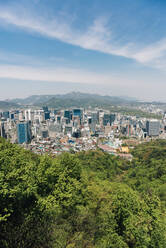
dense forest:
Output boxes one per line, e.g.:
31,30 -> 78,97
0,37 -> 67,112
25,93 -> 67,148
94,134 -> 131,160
0,138 -> 166,248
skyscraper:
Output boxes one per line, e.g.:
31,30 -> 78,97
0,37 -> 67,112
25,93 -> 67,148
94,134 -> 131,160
17,121 -> 31,144
2,111 -> 9,120
110,114 -> 116,124
44,112 -> 50,120
73,109 -> 82,119
64,110 -> 72,122
91,112 -> 99,124
146,120 -> 160,137
0,122 -> 6,138
103,114 -> 110,126
24,109 -> 34,121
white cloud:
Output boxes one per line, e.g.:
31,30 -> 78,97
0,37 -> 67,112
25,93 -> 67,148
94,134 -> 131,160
132,38 -> 166,63
0,50 -> 67,67
0,8 -> 114,52
0,64 -> 119,85
0,7 -> 141,59
1,63 -> 166,101
0,5 -> 166,70
128,38 -> 166,72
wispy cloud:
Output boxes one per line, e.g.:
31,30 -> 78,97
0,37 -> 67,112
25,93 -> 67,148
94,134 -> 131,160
0,4 -> 166,70
0,50 -> 68,67
1,63 -> 165,102
0,64 -> 119,85
0,7 -> 114,52
132,38 -> 166,69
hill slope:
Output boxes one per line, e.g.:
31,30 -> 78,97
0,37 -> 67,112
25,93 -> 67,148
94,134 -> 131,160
10,92 -> 137,108
0,101 -> 19,110
0,138 -> 166,247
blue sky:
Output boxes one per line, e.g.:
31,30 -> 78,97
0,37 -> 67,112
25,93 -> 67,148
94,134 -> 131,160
0,0 -> 166,100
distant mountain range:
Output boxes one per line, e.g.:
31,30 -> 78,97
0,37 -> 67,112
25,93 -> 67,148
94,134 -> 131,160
0,101 -> 19,111
0,92 -> 165,112
7,92 -> 138,109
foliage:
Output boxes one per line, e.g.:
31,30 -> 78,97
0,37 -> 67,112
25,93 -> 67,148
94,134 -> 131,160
109,106 -> 162,119
0,137 -> 166,247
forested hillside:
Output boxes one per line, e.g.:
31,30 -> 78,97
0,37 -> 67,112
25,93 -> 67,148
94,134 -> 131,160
0,138 -> 166,248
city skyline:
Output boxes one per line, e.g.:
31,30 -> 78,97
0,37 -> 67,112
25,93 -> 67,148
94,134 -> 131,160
0,0 -> 166,100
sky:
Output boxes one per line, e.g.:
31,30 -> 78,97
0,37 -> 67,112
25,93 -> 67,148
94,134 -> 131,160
0,0 -> 166,101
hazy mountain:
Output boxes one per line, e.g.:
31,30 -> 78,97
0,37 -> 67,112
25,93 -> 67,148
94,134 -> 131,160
10,95 -> 56,105
0,101 -> 19,111
9,92 -> 138,108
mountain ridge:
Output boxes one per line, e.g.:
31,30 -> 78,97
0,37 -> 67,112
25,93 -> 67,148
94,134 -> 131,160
8,92 -> 138,108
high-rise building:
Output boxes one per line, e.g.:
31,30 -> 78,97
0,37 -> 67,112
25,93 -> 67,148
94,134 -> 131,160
103,113 -> 116,126
126,124 -> 132,136
42,106 -> 49,112
2,111 -> 9,119
54,109 -> 58,115
72,129 -> 81,138
42,106 -> 50,120
64,110 -> 72,122
57,116 -> 61,124
10,113 -> 15,120
146,120 -> 160,137
103,114 -> 110,126
64,126 -> 73,135
18,111 -> 24,121
88,117 -> 92,125
41,129 -> 49,139
73,109 -> 82,123
73,109 -> 81,116
0,122 -> 6,138
91,112 -> 99,124
25,109 -> 34,121
44,112 -> 50,120
110,114 -> 116,124
17,121 -> 31,144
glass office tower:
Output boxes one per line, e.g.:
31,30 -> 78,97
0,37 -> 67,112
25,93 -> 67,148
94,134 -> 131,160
17,121 -> 31,144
